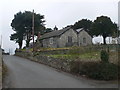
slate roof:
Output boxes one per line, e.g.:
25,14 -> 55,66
76,28 -> 84,33
40,27 -> 71,40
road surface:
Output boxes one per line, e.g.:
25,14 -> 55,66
3,55 -> 118,88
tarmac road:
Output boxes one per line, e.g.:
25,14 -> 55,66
3,55 -> 118,88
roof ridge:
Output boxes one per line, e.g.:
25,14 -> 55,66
40,27 -> 71,40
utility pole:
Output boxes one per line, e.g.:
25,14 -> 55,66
9,49 -> 10,55
32,9 -> 35,52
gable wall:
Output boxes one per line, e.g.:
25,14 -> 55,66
58,29 -> 78,47
78,30 -> 92,46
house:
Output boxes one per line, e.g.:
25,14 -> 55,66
40,27 -> 92,48
40,27 -> 77,48
76,28 -> 92,46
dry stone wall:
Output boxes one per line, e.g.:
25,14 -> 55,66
15,51 -> 72,72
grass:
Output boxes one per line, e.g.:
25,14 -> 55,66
48,51 -> 119,63
2,62 -> 7,79
37,47 -> 72,51
109,51 -> 119,65
79,52 -> 100,59
48,51 -> 101,62
21,48 -> 33,52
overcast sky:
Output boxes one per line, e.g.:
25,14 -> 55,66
0,0 -> 119,54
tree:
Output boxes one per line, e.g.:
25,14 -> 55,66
44,28 -> 53,33
90,16 -> 117,44
10,11 -> 45,48
111,23 -> 119,38
10,33 -> 23,49
73,19 -> 92,35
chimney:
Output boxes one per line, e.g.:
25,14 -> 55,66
54,25 -> 58,31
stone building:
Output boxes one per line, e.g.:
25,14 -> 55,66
40,27 -> 92,48
76,28 -> 92,46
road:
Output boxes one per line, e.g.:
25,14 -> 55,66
3,55 -> 118,88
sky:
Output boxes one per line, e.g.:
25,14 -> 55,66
0,0 -> 119,54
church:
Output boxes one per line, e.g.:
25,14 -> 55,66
39,26 -> 92,48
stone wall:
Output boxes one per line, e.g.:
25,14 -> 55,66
15,51 -> 73,72
37,49 -> 70,55
78,30 -> 92,46
42,37 -> 59,48
0,48 -> 2,89
58,29 -> 78,47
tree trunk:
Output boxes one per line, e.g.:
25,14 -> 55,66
19,40 -> 22,49
26,32 -> 31,47
103,36 -> 106,45
26,40 -> 30,47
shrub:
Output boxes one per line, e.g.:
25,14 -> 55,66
33,52 -> 40,56
79,62 -> 118,80
70,60 -> 80,73
70,60 -> 118,80
100,50 -> 109,63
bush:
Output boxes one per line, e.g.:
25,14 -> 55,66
70,60 -> 118,80
79,62 -> 118,80
100,50 -> 109,63
70,60 -> 80,73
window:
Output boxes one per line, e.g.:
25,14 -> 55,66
83,37 -> 86,43
50,37 -> 53,44
68,36 -> 72,43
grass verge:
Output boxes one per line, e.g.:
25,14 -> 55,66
2,62 -> 7,81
